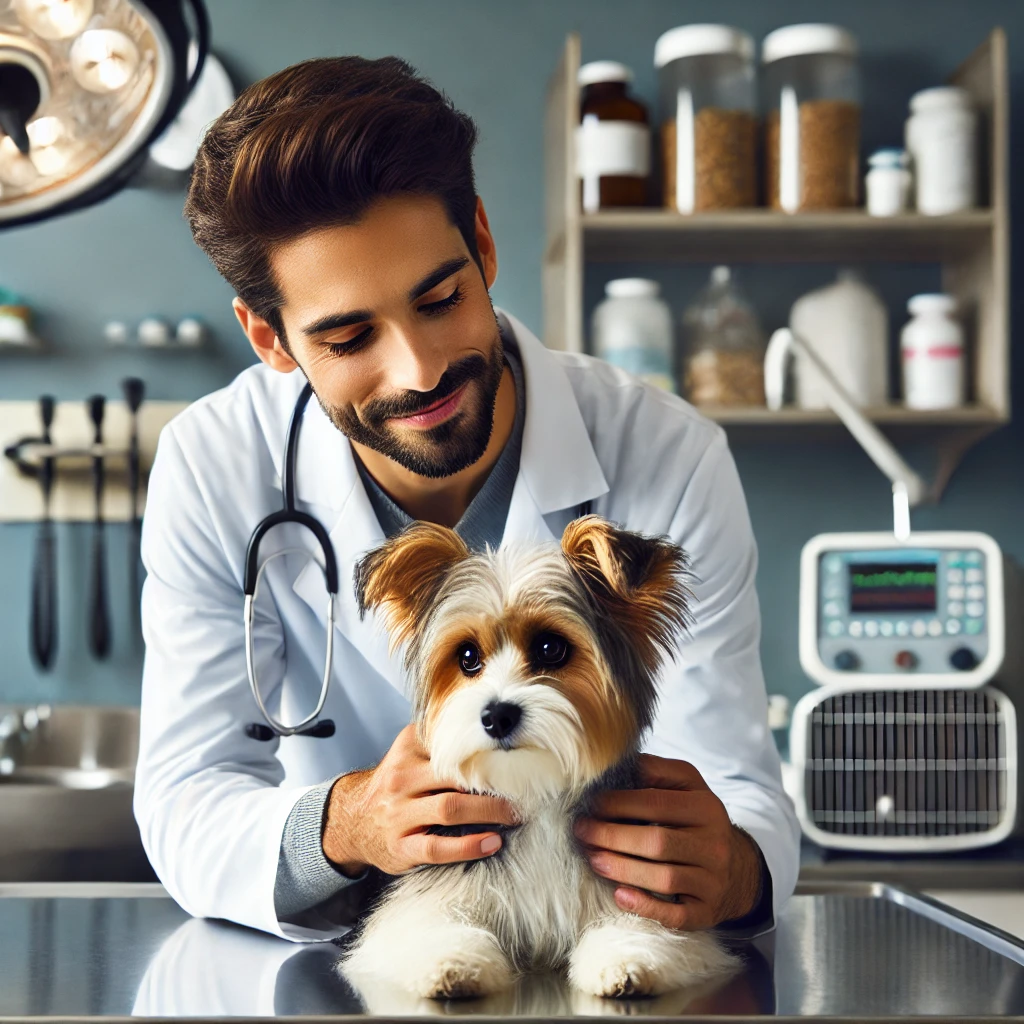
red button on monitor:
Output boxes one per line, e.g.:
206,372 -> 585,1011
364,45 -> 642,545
895,650 -> 918,669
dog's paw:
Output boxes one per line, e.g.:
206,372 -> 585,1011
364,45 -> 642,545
342,923 -> 515,1001
414,950 -> 515,1000
568,919 -> 737,998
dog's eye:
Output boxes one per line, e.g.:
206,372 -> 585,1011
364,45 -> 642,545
457,641 -> 483,675
533,632 -> 570,668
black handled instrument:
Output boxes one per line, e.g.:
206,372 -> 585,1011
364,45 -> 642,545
29,395 -> 57,671
121,378 -> 145,636
87,395 -> 111,660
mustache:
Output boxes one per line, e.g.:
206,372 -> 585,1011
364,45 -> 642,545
361,354 -> 491,425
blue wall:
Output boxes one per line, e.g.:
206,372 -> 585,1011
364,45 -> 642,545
0,0 -> 1021,711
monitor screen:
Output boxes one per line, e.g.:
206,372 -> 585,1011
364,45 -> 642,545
848,561 -> 938,612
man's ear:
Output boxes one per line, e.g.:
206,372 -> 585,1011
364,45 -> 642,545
232,297 -> 299,373
354,522 -> 470,652
561,515 -> 692,671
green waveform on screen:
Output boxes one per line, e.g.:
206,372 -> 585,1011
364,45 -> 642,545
851,570 -> 937,588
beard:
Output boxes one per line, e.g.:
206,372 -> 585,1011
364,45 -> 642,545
314,323 -> 507,479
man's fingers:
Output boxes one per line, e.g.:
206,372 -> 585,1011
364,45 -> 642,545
612,885 -> 714,931
420,790 -> 521,829
402,830 -> 504,868
586,787 -> 715,827
636,754 -> 708,791
575,818 -> 711,866
584,848 -> 714,900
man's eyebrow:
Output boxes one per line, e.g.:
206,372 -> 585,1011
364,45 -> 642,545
407,256 -> 470,302
300,255 -> 471,338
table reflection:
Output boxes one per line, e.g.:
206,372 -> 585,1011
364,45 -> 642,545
131,916 -> 774,1017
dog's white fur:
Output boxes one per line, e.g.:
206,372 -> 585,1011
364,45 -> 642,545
341,524 -> 737,1001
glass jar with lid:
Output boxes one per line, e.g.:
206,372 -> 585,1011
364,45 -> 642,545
762,24 -> 861,212
682,266 -> 766,406
654,24 -> 757,213
577,61 -> 651,213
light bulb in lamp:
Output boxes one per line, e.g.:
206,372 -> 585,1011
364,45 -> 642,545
70,29 -> 140,93
26,116 -> 71,176
13,0 -> 94,41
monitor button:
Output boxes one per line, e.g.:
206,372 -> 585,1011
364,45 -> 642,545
894,650 -> 918,670
834,650 -> 860,671
950,647 -> 979,671
848,621 -> 864,638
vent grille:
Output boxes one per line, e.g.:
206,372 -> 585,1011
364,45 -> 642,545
804,690 -> 1009,836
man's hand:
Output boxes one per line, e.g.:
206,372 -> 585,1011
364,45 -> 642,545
573,754 -> 763,931
322,723 -> 520,877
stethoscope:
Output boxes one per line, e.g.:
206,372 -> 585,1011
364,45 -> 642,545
242,380 -> 593,743
244,382 -> 338,741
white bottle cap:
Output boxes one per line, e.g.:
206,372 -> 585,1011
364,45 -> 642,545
578,61 -> 633,87
605,278 -> 660,299
761,24 -> 857,64
909,86 -> 972,115
654,25 -> 755,68
907,293 -> 957,316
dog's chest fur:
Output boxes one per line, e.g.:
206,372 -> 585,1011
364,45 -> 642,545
393,800 -> 615,972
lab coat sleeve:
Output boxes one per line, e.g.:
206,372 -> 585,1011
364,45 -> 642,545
643,430 -> 801,927
134,425 -> 344,941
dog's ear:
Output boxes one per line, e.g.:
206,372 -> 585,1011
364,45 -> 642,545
353,522 -> 470,649
561,514 -> 691,669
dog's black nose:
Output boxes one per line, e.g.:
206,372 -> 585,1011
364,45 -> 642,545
481,701 -> 521,740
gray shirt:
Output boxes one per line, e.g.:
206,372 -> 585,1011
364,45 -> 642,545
273,330 -> 526,926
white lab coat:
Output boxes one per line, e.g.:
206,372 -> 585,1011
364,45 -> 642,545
134,308 -> 800,942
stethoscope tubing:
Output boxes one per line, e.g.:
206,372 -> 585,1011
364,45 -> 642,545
244,382 -> 339,740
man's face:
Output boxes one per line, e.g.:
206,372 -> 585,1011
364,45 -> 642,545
264,195 -> 504,479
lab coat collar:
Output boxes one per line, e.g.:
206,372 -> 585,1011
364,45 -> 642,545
291,308 -> 609,694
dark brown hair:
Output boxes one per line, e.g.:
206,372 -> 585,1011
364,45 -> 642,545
184,56 -> 481,342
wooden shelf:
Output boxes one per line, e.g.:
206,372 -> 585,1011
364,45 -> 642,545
542,29 -> 1010,498
699,403 -> 1006,428
579,210 -> 995,264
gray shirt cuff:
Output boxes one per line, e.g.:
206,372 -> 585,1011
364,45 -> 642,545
274,777 -> 370,926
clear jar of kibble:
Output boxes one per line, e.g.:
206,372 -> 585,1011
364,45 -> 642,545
654,24 -> 758,213
763,24 -> 861,212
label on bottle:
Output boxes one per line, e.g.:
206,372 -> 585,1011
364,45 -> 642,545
599,346 -> 674,392
575,119 -> 651,179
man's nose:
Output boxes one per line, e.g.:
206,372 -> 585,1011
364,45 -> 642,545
384,324 -> 450,394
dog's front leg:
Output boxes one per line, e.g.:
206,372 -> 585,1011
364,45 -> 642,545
568,880 -> 737,998
339,877 -> 516,1001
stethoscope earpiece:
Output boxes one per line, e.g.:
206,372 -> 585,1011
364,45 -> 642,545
245,722 -> 275,742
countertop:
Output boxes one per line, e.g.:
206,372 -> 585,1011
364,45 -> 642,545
799,836 -> 1024,889
1,881 -> 1024,1020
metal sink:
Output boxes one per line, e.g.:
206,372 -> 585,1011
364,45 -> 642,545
0,705 -> 155,882
0,704 -> 137,788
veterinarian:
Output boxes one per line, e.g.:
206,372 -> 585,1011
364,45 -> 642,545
134,55 -> 800,943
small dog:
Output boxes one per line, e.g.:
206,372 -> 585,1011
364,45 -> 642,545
340,515 -> 736,1001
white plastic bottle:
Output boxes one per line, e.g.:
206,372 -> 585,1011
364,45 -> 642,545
591,278 -> 675,392
790,269 -> 889,409
905,86 -> 977,215
901,293 -> 964,409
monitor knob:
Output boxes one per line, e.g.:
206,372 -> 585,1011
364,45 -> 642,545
895,650 -> 918,670
949,647 -> 979,671
834,650 -> 860,671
